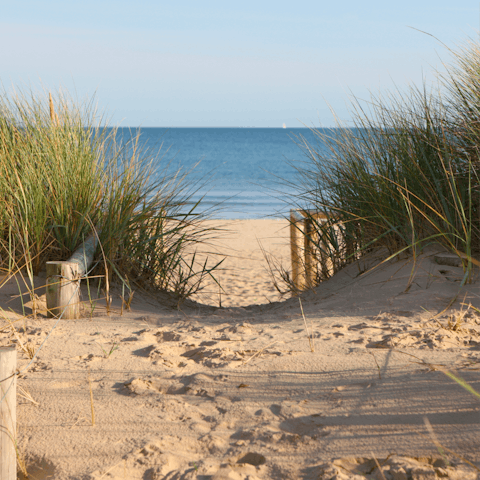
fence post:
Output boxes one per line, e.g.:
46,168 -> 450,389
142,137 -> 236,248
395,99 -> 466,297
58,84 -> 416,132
0,346 -> 17,480
304,216 -> 318,289
290,209 -> 304,291
46,234 -> 99,319
46,262 -> 80,319
290,209 -> 329,291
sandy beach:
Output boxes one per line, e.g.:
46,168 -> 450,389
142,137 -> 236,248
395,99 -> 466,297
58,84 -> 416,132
189,219 -> 292,308
1,219 -> 480,479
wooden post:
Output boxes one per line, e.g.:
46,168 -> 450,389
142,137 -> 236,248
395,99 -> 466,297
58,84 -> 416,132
46,233 -> 99,319
0,346 -> 16,480
68,234 -> 98,277
304,216 -> 318,289
46,262 -> 79,319
290,209 -> 304,291
290,209 -> 329,291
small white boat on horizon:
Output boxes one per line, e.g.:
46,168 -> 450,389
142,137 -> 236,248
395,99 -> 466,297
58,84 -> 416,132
282,123 -> 286,129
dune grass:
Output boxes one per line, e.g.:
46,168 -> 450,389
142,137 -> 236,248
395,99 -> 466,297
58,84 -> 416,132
0,89 -> 225,475
0,88 -> 221,302
289,38 -> 480,288
283,40 -> 480,469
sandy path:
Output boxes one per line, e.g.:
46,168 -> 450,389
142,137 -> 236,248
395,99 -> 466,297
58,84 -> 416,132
1,220 -> 480,479
190,219 -> 291,307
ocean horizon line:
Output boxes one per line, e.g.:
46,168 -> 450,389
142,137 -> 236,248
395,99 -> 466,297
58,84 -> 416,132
115,126 -> 342,129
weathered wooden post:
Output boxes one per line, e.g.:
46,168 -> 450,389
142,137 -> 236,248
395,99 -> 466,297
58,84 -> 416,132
290,209 -> 328,291
290,209 -> 304,291
0,346 -> 16,480
46,262 -> 80,319
304,215 -> 318,289
46,234 -> 98,319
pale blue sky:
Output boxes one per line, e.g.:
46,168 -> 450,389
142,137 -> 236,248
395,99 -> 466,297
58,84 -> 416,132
2,1 -> 479,127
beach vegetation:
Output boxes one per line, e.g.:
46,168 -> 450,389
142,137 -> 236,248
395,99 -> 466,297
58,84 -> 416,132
290,37 -> 480,288
0,88 -> 221,303
96,340 -> 120,359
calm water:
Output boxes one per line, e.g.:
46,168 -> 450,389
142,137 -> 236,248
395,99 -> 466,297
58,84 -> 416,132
118,127 -> 323,219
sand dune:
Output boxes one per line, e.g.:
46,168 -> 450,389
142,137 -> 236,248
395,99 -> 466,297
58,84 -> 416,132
1,220 -> 480,479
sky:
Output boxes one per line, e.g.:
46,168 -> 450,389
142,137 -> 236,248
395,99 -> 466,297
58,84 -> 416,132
1,1 -> 480,127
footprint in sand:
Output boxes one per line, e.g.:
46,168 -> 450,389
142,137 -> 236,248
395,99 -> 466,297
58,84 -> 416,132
134,333 -> 291,368
130,328 -> 184,343
182,373 -> 219,397
236,452 -> 266,466
314,455 -> 478,480
348,322 -> 383,331
367,328 -> 480,349
124,376 -> 186,395
185,325 -> 213,334
254,408 -> 276,421
210,453 -> 266,480
154,331 -> 182,342
120,336 -> 140,342
28,360 -> 52,372
269,402 -> 304,418
225,402 -> 330,446
124,372 -> 219,398
279,415 -> 330,439
190,421 -> 211,435
200,434 -> 227,454
144,342 -> 243,368
181,345 -> 240,367
71,353 -> 103,364
220,322 -> 255,335
93,436 -> 201,480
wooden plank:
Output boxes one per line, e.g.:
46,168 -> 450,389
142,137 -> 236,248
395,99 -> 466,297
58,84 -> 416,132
46,261 -> 80,319
68,234 -> 98,277
0,346 -> 16,480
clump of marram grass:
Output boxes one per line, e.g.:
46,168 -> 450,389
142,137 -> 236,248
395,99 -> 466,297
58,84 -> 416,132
0,88 -> 221,301
288,37 -> 480,289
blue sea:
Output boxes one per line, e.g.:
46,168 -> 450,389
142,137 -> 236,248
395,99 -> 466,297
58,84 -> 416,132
120,127 -> 322,219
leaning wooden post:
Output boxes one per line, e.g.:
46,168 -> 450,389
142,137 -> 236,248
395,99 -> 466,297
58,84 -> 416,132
46,234 -> 99,319
0,346 -> 16,480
